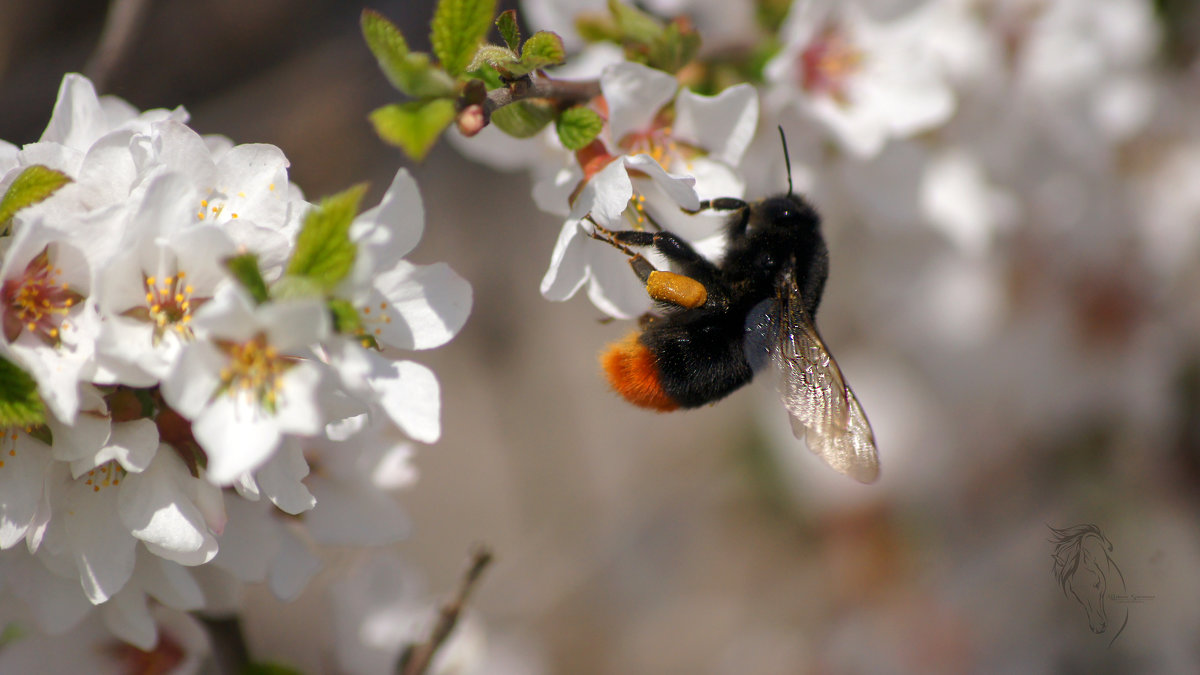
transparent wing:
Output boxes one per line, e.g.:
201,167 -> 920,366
770,271 -> 879,483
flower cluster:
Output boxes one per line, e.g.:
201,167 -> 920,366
0,74 -> 471,653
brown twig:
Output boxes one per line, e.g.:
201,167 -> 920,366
483,73 -> 600,116
458,73 -> 601,135
398,545 -> 495,675
83,0 -> 153,92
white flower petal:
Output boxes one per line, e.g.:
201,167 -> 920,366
602,62 -> 678,144
575,158 -> 634,224
273,361 -> 325,436
86,419 -> 159,474
354,168 -> 425,265
210,497 -> 281,582
0,436 -> 52,548
255,440 -> 316,515
160,341 -> 224,419
63,482 -> 137,603
118,451 -> 217,565
262,299 -> 330,352
137,553 -> 204,610
40,73 -> 108,151
624,155 -> 700,210
100,586 -> 157,650
540,220 -> 590,302
372,359 -> 442,444
674,83 -> 760,167
586,253 -> 653,319
370,261 -> 472,350
268,529 -> 321,601
193,396 -> 283,485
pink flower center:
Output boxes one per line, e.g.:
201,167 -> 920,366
799,24 -> 863,105
1,245 -> 83,345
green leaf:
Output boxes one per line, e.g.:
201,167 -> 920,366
270,274 -> 325,300
361,9 -> 410,76
490,99 -> 556,138
496,9 -> 521,51
0,165 -> 72,229
223,253 -> 270,304
556,106 -> 604,150
608,0 -> 663,45
469,63 -> 505,90
509,31 -> 566,77
648,18 -> 701,73
431,0 -> 498,77
285,184 -> 366,291
0,356 -> 45,428
575,13 -> 621,43
468,44 -> 520,76
361,10 -> 456,98
369,100 -> 456,160
328,297 -> 362,334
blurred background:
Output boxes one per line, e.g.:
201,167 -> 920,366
2,0 -> 1199,673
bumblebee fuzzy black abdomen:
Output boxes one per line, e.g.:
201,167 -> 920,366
600,318 -> 754,411
639,313 -> 755,408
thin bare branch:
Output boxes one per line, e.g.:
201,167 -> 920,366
398,545 -> 495,675
84,0 -> 153,92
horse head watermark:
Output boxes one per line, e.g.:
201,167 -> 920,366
1048,523 -> 1129,645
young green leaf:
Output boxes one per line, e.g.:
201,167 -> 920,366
508,31 -> 566,77
0,356 -> 45,428
223,253 -> 271,304
496,9 -> 521,51
431,0 -> 498,77
469,63 -> 505,90
468,44 -> 520,77
0,165 -> 72,229
491,100 -> 557,138
575,13 -> 622,43
361,10 -> 456,98
286,184 -> 367,291
361,9 -> 410,77
270,274 -> 325,301
328,297 -> 362,334
370,100 -> 457,160
556,106 -> 604,150
608,0 -> 663,45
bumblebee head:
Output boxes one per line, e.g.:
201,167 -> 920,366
751,193 -> 821,233
748,126 -> 822,232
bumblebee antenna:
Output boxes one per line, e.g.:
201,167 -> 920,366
778,125 -> 793,197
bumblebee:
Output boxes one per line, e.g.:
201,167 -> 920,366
589,133 -> 879,483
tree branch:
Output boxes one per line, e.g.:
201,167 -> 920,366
483,73 -> 602,117
83,0 -> 153,92
398,545 -> 494,675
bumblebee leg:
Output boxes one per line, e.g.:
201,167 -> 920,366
682,197 -> 748,214
586,217 -> 716,309
682,197 -> 750,238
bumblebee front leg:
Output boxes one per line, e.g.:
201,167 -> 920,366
683,197 -> 751,238
586,218 -> 710,309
